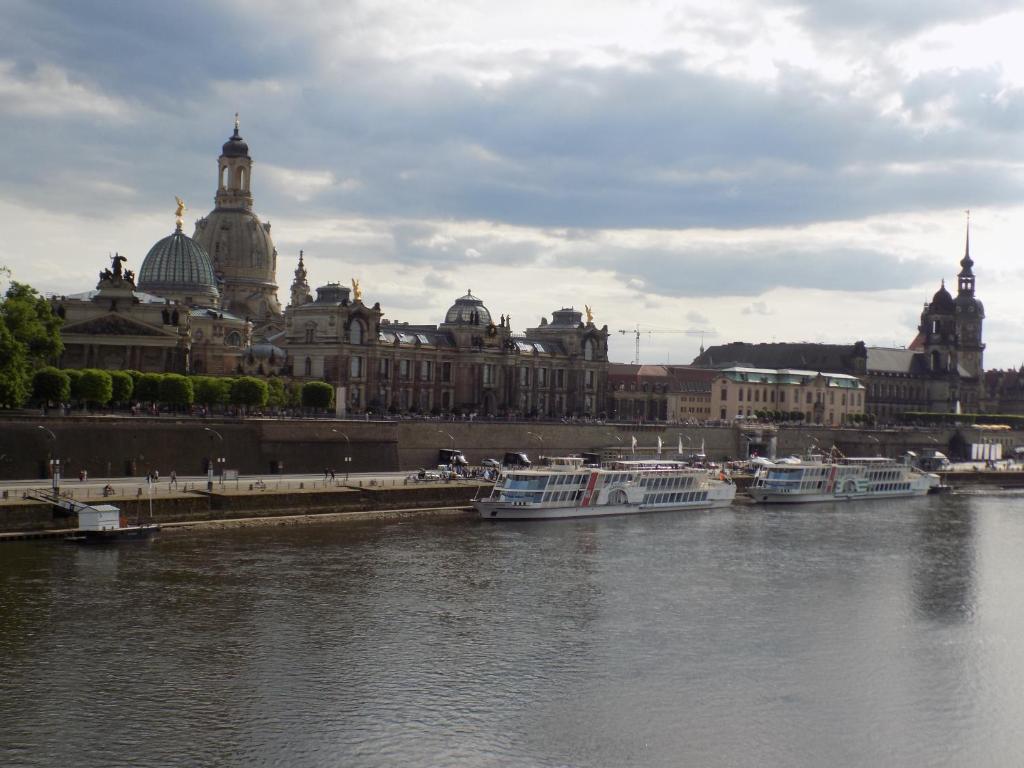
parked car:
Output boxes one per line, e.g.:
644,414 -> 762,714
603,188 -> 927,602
481,458 -> 501,469
503,452 -> 531,468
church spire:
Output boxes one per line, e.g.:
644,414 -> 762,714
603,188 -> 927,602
290,250 -> 312,307
958,209 -> 975,297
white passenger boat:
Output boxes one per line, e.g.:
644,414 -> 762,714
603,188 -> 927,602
474,456 -> 736,520
748,456 -> 940,504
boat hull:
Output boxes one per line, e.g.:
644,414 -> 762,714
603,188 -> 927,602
748,487 -> 931,504
475,493 -> 735,520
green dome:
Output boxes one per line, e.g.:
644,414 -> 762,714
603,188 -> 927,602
138,228 -> 219,302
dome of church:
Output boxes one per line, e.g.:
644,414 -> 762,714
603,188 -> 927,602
444,290 -> 491,325
138,228 -> 219,303
929,281 -> 955,313
221,125 -> 249,158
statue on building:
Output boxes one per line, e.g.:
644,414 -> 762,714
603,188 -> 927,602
111,253 -> 127,279
351,278 -> 362,303
585,305 -> 593,324
174,196 -> 187,230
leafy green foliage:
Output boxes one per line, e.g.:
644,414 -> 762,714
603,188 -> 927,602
266,377 -> 286,408
109,370 -> 134,403
192,376 -> 231,406
0,281 -> 63,407
135,373 -> 162,403
65,368 -> 84,401
32,367 -> 71,403
78,369 -> 113,406
301,381 -> 334,409
230,376 -> 268,408
159,374 -> 194,407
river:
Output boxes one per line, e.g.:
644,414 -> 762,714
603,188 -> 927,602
3,492 -> 1024,767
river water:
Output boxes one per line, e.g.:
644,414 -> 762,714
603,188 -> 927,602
3,492 -> 1024,767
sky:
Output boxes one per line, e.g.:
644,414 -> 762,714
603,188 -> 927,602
2,0 -> 1024,367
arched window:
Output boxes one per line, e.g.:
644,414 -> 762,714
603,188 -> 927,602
233,166 -> 244,189
349,319 -> 364,345
224,331 -> 242,347
583,338 -> 595,361
219,164 -> 226,190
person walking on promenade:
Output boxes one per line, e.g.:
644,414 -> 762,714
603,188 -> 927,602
329,469 -> 336,482
170,470 -> 178,489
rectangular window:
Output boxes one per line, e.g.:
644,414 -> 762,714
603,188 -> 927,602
538,368 -> 547,387
441,361 -> 452,383
399,359 -> 411,379
738,389 -> 744,401
483,364 -> 495,385
350,356 -> 363,378
519,366 -> 530,386
586,370 -> 594,388
420,360 -> 432,382
378,358 -> 390,380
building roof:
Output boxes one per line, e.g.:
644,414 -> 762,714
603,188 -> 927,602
714,366 -> 864,389
138,228 -> 219,301
865,347 -> 920,374
443,290 -> 492,326
692,341 -> 865,373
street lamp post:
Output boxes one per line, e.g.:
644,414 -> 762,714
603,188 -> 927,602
332,429 -> 352,481
203,427 -> 224,491
37,426 -> 58,493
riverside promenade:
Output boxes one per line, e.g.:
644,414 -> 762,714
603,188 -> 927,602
0,471 -> 490,537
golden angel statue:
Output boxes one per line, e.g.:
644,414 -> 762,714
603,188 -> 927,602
351,278 -> 362,302
584,304 -> 593,324
174,196 -> 187,229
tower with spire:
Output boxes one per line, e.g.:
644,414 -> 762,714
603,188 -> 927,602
911,212 -> 985,412
954,211 -> 985,383
290,250 -> 313,307
192,116 -> 282,326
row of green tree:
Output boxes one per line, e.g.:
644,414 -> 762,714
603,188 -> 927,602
31,368 -> 336,411
899,411 -> 1024,429
751,410 -> 878,425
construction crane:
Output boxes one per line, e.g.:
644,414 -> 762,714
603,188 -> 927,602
617,326 -> 717,365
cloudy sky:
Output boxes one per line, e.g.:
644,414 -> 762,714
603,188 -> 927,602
2,0 -> 1024,367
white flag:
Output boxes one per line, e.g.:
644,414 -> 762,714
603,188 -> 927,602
631,435 -> 637,454
657,436 -> 663,456
701,438 -> 706,455
678,435 -> 683,454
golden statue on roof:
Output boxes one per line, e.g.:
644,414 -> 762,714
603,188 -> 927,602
352,278 -> 362,302
174,196 -> 187,230
585,304 -> 593,324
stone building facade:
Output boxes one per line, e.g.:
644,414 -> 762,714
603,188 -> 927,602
711,367 -> 865,425
693,229 -> 985,419
606,364 -> 715,422
283,283 -> 610,417
52,218 -> 250,376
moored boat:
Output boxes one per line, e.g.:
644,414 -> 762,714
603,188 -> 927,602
748,456 -> 939,504
474,456 -> 736,520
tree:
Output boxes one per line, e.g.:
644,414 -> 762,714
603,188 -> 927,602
301,381 -> 334,410
32,367 -> 71,404
65,368 -> 84,402
0,281 -> 63,408
109,370 -> 134,404
266,377 -> 286,408
135,373 -> 162,403
78,369 -> 113,407
230,377 -> 268,410
159,374 -> 194,409
192,376 -> 230,407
